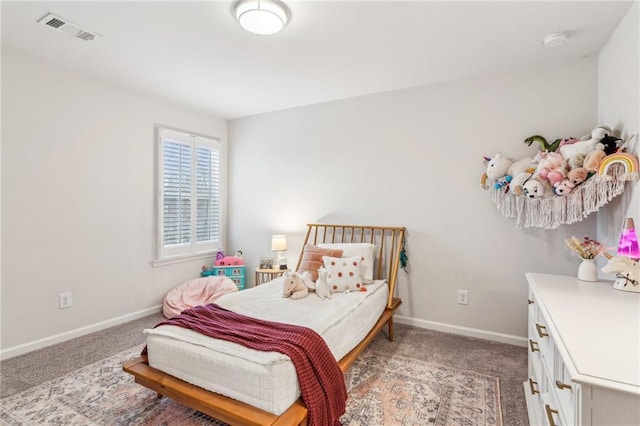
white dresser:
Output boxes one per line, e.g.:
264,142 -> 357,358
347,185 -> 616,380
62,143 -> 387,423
524,273 -> 640,426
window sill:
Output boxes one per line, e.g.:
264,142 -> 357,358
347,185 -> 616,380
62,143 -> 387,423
152,252 -> 216,267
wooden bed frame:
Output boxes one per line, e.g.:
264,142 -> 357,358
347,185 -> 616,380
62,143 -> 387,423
124,223 -> 406,426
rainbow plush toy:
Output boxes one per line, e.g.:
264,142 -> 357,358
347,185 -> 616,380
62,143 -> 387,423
597,152 -> 639,181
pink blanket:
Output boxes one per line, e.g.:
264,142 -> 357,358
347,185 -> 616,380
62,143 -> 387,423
162,276 -> 238,318
145,303 -> 347,426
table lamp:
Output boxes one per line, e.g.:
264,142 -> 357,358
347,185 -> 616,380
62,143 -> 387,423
617,218 -> 640,259
609,217 -> 640,293
271,235 -> 288,270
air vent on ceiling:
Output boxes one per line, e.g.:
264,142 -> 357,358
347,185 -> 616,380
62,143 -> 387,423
37,12 -> 100,42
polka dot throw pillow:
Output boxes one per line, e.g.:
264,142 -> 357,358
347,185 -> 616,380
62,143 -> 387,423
322,255 -> 365,293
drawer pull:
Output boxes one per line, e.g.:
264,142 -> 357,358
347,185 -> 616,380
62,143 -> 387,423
536,323 -> 549,338
528,298 -> 534,305
545,404 -> 559,426
556,380 -> 572,391
528,378 -> 539,395
529,339 -> 540,353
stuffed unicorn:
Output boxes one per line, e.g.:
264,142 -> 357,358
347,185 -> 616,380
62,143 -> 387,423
601,255 -> 640,293
282,271 -> 309,299
282,271 -> 316,299
315,268 -> 331,300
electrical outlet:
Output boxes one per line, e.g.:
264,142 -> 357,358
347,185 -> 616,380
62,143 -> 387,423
59,292 -> 72,309
457,289 -> 468,305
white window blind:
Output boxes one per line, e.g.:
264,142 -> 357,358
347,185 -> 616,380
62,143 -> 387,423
158,128 -> 222,260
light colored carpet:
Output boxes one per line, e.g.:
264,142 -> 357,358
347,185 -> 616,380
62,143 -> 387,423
0,315 -> 528,425
0,312 -> 165,399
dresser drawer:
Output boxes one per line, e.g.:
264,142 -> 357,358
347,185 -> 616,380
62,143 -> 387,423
541,390 -> 565,425
528,287 -> 538,323
527,345 -> 546,402
534,314 -> 554,375
528,320 -> 543,365
540,368 -> 568,426
553,350 -> 578,425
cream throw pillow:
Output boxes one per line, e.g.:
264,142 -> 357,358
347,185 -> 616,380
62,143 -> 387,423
322,255 -> 365,292
318,243 -> 377,283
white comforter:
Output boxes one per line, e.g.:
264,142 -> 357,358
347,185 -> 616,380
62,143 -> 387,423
144,277 -> 389,414
146,277 -> 387,364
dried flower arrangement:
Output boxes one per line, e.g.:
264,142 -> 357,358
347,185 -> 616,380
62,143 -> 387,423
565,236 -> 605,259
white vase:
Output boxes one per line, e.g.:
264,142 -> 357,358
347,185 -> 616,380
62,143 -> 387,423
578,258 -> 598,282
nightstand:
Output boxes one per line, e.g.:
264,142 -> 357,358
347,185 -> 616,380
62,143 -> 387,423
255,268 -> 288,286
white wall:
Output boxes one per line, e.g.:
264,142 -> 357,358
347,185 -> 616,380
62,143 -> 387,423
4,7 -> 635,354
229,58 -> 599,341
597,2 -> 640,264
1,49 -> 227,353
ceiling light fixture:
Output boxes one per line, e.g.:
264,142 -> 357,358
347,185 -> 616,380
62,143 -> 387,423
234,0 -> 290,35
543,32 -> 568,47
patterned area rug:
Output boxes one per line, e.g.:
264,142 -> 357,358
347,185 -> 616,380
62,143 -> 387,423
0,345 -> 501,425
343,351 -> 501,425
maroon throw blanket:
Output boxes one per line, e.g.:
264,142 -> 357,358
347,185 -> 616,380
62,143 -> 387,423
143,303 -> 347,426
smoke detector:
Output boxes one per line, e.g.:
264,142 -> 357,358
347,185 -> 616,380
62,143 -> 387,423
543,32 -> 568,47
37,12 -> 100,42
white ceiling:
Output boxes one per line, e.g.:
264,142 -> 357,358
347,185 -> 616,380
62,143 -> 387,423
1,1 -> 633,119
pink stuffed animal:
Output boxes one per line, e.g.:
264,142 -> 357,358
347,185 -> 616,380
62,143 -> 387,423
536,151 -> 568,185
215,256 -> 244,266
553,179 -> 575,196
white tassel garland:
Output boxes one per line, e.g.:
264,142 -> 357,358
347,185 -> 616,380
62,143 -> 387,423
490,164 -> 630,229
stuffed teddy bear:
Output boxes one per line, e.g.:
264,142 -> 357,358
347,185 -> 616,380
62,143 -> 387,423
583,149 -> 607,172
567,167 -> 589,186
567,153 -> 585,169
535,151 -> 568,185
523,177 -> 553,199
559,126 -> 611,159
484,153 -> 535,184
315,268 -> 331,300
282,271 -> 309,299
553,179 -> 575,196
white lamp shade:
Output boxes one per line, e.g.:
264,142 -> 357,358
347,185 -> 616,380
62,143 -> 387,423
271,235 -> 287,251
234,0 -> 290,35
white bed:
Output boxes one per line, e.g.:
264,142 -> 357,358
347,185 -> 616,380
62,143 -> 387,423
146,278 -> 388,414
124,223 -> 406,426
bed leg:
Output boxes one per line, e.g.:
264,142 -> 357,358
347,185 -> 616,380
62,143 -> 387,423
387,317 -> 394,342
156,392 -> 163,399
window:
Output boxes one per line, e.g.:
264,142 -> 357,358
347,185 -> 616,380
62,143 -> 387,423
157,127 -> 223,261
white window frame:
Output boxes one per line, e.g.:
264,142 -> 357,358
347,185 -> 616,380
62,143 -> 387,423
154,126 -> 226,265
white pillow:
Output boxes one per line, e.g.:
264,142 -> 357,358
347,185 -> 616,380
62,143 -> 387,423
318,243 -> 376,283
322,255 -> 365,292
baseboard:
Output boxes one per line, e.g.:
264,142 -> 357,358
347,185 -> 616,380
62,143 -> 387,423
0,305 -> 163,360
395,315 -> 528,347
1,308 -> 525,360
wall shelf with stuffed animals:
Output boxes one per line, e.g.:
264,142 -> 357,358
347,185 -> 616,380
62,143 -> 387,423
481,126 -> 639,229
